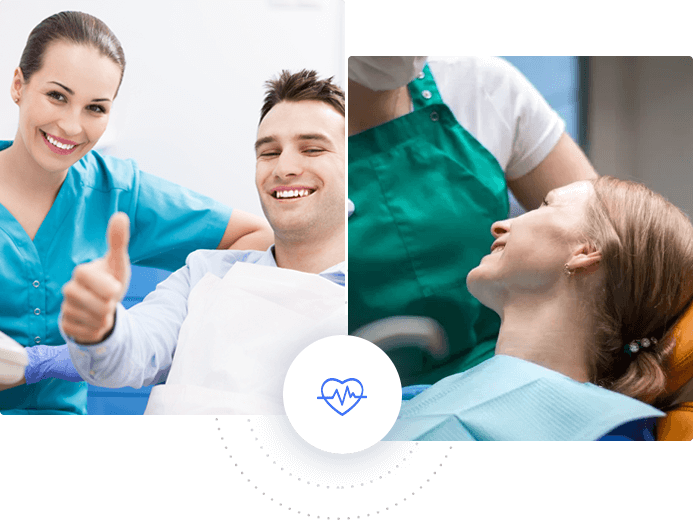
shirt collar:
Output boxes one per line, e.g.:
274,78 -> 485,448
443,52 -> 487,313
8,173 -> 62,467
266,245 -> 344,285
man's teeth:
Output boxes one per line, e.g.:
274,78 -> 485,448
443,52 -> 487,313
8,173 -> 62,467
44,133 -> 76,150
275,189 -> 311,199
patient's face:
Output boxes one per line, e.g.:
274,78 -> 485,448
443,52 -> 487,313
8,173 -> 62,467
467,181 -> 595,311
255,100 -> 345,241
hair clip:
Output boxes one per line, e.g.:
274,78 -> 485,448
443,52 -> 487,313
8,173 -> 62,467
624,337 -> 658,356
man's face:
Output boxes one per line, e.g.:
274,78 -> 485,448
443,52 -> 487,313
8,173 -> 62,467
255,100 -> 345,243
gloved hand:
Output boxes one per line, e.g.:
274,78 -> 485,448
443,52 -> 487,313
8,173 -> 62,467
25,344 -> 83,384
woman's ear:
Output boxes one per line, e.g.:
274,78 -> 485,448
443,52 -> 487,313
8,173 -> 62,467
11,67 -> 24,104
567,244 -> 602,275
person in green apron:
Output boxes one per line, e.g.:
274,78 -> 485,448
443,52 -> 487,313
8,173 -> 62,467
348,56 -> 598,385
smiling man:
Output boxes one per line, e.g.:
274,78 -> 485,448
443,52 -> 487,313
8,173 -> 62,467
58,70 -> 346,414
254,75 -> 345,274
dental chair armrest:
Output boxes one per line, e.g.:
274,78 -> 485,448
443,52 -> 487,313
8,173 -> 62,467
351,316 -> 449,361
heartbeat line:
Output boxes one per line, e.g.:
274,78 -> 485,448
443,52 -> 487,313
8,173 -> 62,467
317,385 -> 368,406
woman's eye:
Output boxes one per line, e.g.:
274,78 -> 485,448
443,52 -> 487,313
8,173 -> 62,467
305,148 -> 324,154
47,91 -> 66,102
542,198 -> 549,206
45,92 -> 106,114
260,151 -> 280,157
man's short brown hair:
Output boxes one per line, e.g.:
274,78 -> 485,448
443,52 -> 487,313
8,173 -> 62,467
260,69 -> 344,123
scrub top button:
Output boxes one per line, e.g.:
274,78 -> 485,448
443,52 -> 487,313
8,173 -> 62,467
418,71 -> 425,79
422,90 -> 432,99
34,336 -> 41,344
33,280 -> 40,288
34,308 -> 41,315
430,111 -> 439,122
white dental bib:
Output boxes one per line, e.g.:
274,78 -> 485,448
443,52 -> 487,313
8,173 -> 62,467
144,262 -> 346,414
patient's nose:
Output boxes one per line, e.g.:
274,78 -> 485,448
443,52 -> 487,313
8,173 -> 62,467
491,220 -> 510,239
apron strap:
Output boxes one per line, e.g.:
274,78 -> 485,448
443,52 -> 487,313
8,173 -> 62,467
409,63 -> 444,110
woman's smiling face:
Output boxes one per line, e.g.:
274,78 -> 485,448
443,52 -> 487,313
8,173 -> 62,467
12,41 -> 121,175
467,181 -> 597,311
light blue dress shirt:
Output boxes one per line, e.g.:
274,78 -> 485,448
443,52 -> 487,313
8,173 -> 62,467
63,247 -> 345,389
0,141 -> 231,414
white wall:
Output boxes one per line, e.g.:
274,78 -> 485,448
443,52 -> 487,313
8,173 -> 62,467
0,0 -> 344,217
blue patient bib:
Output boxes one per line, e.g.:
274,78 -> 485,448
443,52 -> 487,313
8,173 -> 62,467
384,355 -> 664,441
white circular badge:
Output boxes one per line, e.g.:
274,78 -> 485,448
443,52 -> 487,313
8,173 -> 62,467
283,335 -> 402,454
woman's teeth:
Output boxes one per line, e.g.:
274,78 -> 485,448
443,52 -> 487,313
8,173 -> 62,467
44,132 -> 76,150
276,189 -> 311,199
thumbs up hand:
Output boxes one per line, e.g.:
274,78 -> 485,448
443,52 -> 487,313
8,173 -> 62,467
61,213 -> 132,345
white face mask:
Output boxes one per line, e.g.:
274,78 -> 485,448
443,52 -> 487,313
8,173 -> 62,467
348,56 -> 427,91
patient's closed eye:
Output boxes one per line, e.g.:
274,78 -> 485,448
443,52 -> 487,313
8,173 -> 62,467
260,148 -> 325,157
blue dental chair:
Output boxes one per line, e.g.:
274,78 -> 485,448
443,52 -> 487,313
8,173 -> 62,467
85,265 -> 171,414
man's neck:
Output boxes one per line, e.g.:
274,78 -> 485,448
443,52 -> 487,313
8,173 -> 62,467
273,228 -> 345,274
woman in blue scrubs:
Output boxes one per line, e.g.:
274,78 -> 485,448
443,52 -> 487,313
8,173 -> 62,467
0,12 -> 272,414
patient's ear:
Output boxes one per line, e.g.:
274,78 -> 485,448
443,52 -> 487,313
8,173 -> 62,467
570,246 -> 602,273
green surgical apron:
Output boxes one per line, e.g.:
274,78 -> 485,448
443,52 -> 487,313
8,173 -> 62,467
348,64 -> 509,385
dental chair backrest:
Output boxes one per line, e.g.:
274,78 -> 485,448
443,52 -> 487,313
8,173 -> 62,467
656,302 -> 693,440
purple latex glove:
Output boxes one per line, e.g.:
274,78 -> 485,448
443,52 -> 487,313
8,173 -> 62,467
24,344 -> 83,384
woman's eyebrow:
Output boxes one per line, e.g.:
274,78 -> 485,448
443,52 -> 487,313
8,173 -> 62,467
48,81 -> 112,103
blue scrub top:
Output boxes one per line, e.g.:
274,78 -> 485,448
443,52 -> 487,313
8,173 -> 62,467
0,141 -> 232,414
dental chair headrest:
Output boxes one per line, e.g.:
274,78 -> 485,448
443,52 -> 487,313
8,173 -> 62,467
660,302 -> 693,407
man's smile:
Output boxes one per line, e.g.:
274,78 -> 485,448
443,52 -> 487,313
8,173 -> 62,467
272,186 -> 316,200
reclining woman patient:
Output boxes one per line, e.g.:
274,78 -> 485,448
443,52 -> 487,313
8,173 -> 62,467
385,176 -> 693,441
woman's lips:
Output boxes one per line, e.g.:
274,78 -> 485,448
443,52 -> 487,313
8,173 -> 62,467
41,130 -> 78,156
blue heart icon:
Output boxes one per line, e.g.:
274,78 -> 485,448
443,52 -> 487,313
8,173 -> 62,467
317,378 -> 367,416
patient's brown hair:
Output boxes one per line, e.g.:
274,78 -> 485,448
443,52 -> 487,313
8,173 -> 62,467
259,69 -> 344,123
583,176 -> 693,404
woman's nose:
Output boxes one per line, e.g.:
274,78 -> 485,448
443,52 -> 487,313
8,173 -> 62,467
57,108 -> 83,137
491,220 -> 508,238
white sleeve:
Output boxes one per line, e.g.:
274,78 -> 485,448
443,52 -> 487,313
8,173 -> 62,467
63,263 -> 194,388
492,58 -> 566,180
429,56 -> 565,181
